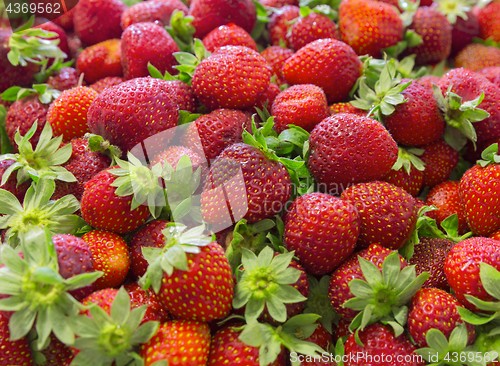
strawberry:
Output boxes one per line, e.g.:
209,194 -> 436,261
416,75 -> 441,90
87,77 -> 179,153
82,230 -> 130,290
408,288 -> 476,348
271,84 -> 330,134
288,11 -> 340,51
202,23 -> 258,53
447,7 -> 480,56
419,139 -> 459,188
47,86 -> 97,141
121,22 -> 180,80
76,39 -> 123,84
82,288 -> 118,316
253,82 -> 281,112
455,43 -> 500,71
475,0 -> 500,43
299,323 -> 335,366
329,102 -> 366,116
283,39 -> 362,104
260,0 -> 299,6
459,143 -> 500,236
191,45 -> 272,110
343,323 -> 423,366
444,237 -> 500,311
307,114 -> 398,194
124,282 -> 170,324
140,320 -> 211,366
0,311 -> 33,366
89,76 -> 125,93
121,0 -> 189,29
161,80 -> 198,113
260,45 -> 294,86
52,7 -> 75,31
339,0 -> 404,58
30,333 -> 72,366
426,180 -> 469,234
268,5 -> 300,47
33,20 -> 70,60
382,164 -> 424,197
404,7 -> 452,66
479,66 -> 500,87
73,0 -> 127,46
341,181 -> 418,250
283,192 -> 360,275
47,67 -> 80,91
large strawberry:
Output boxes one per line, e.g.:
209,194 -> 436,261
76,39 -> 123,84
455,43 -> 500,72
307,114 -> 398,194
0,311 -> 33,366
283,192 -> 360,275
121,0 -> 189,29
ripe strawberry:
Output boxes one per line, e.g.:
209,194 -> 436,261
445,237 -> 500,311
408,288 -> 476,348
404,7 -> 452,66
192,45 -> 272,110
339,0 -> 404,58
449,9 -> 480,56
141,320 -> 211,366
289,11 -> 340,51
409,237 -> 453,290
89,76 -> 125,93
479,66 -> 500,87
33,20 -> 70,60
475,0 -> 500,43
382,164 -> 424,197
343,323 -> 423,366
80,167 -> 151,234
426,180 -> 469,235
67,32 -> 83,60
268,5 -> 300,47
283,192 -> 360,275
283,39 -> 362,104
73,0 -> 127,46
124,282 -> 170,324
47,86 -> 97,141
203,23 -> 258,52
52,6 -> 75,30
455,43 -> 500,71
32,333 -> 73,366
76,39 -> 123,84
307,114 -> 398,193
82,288 -> 118,315
492,230 -> 500,241
271,84 -> 330,133
162,80 -> 198,113
341,181 -> 418,250
299,323 -> 335,366
181,109 -> 251,161
121,22 -> 180,80
253,82 -> 281,112
0,311 -> 33,366
121,0 -> 189,29
384,80 -> 445,146
47,67 -> 80,91
419,139 -> 459,188
82,230 -> 130,290
189,0 -> 257,38
459,144 -> 500,236
87,77 -> 179,153
151,145 -> 208,180
416,75 -> 441,91
260,45 -> 294,86
260,0 -> 298,6
329,102 -> 365,116
0,159 -> 31,201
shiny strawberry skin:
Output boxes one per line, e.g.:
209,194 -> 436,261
444,237 -> 500,311
47,67 -> 80,91
479,66 -> 500,88
260,46 -> 294,86
283,192 -> 360,275
203,23 -> 258,53
76,39 -> 123,84
408,288 -> 476,348
82,288 -> 119,316
89,76 -> 126,93
141,320 -> 211,366
455,43 -> 500,72
419,139 -> 459,188
268,5 -> 299,47
289,12 -> 340,51
121,0 -> 188,29
283,39 -> 362,104
475,1 -> 500,43
329,102 -> 366,116
382,166 -> 424,197
124,282 -> 170,324
0,311 -> 33,366
160,80 -> 198,113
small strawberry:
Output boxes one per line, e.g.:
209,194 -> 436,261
76,39 -> 123,84
124,282 -> 170,324
260,45 -> 294,86
89,76 -> 125,93
47,67 -> 80,91
0,311 -> 33,366
283,38 -> 362,104
329,102 -> 366,116
455,43 -> 500,71
288,10 -> 340,51
475,0 -> 500,43
268,5 -> 300,47
419,139 -> 459,188
381,147 -> 425,197
121,0 -> 189,29
492,230 -> 500,241
30,333 -> 72,366
202,23 -> 258,52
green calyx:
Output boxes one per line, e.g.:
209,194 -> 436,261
391,147 -> 426,174
232,246 -> 307,324
140,223 -> 212,293
34,58 -> 74,84
343,252 -> 429,344
350,58 -> 412,122
470,325 -> 500,362
0,121 -> 76,186
0,175 -> 85,248
0,104 -> 13,154
0,226 -> 103,349
238,314 -> 326,366
84,133 -> 122,165
1,83 -> 61,104
433,84 -> 490,151
166,10 -> 196,53
477,143 -> 500,167
399,0 -> 420,27
302,275 -> 339,333
68,287 -> 159,366
436,0 -> 474,24
173,38 -> 210,85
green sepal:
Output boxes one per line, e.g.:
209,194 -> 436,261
391,147 -> 425,174
436,0 -> 475,24
166,10 -> 197,53
85,133 -> 122,165
1,84 -> 61,104
303,275 -> 339,333
477,143 -> 500,167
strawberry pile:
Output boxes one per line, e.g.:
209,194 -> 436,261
1,0 -> 500,364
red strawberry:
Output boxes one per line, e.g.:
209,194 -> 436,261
253,82 -> 281,112
301,323 -> 333,366
260,45 -> 294,86
76,39 -> 123,84
479,66 -> 500,87
341,181 -> 418,250
408,288 -> 476,348
343,323 -> 423,366
73,0 -> 127,46
382,164 -> 424,197
189,0 -> 257,39
455,43 -> 500,72
416,75 -> 441,91
419,139 -> 459,188
82,288 -> 118,316
151,145 -> 208,180
339,0 -> 404,58
289,11 -> 340,51
161,80 -> 198,113
271,84 -> 330,133
260,0 -> 298,6
47,67 -> 80,91
0,311 -> 33,366
82,230 -> 130,290
89,76 -> 125,93
475,0 -> 500,43
203,23 -> 258,52
33,333 -> 73,366
329,102 -> 366,116
192,45 -> 272,110
449,9 -> 480,56
141,320 -> 211,366
52,7 -> 75,30
47,86 -> 97,141
445,237 -> 500,311
121,22 -> 180,80
284,39 -> 361,104
33,20 -> 70,60
307,114 -> 398,193
87,77 -> 179,153
283,192 -> 360,275
121,0 -> 189,29
124,282 -> 170,324
268,5 -> 300,47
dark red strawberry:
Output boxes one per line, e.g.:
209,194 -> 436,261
124,282 -> 170,324
445,7 -> 480,56
289,11 -> 340,51
455,43 -> 500,72
271,84 -> 330,133
121,0 -> 189,29
268,5 -> 300,47
76,39 -> 123,84
47,67 -> 80,91
260,45 -> 294,86
260,0 -> 298,6
283,39 -> 362,104
420,139 -> 459,188
479,66 -> 500,88
382,165 -> 424,197
298,323 -> 336,366
89,76 -> 125,93
203,23 -> 258,52
0,311 -> 33,366
161,80 -> 198,113
475,0 -> 500,43
253,82 -> 281,112
52,7 -> 75,30
33,20 -> 70,60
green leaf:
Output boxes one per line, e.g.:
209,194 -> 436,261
0,189 -> 23,215
9,306 -> 36,340
382,252 -> 401,288
49,305 -> 75,345
479,263 -> 500,300
457,306 -> 497,325
245,298 -> 266,324
266,295 -> 287,323
111,287 -> 131,325
239,320 -> 263,348
357,256 -> 383,287
65,272 -> 103,291
32,267 -> 64,284
131,321 -> 159,344
425,328 -> 449,354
